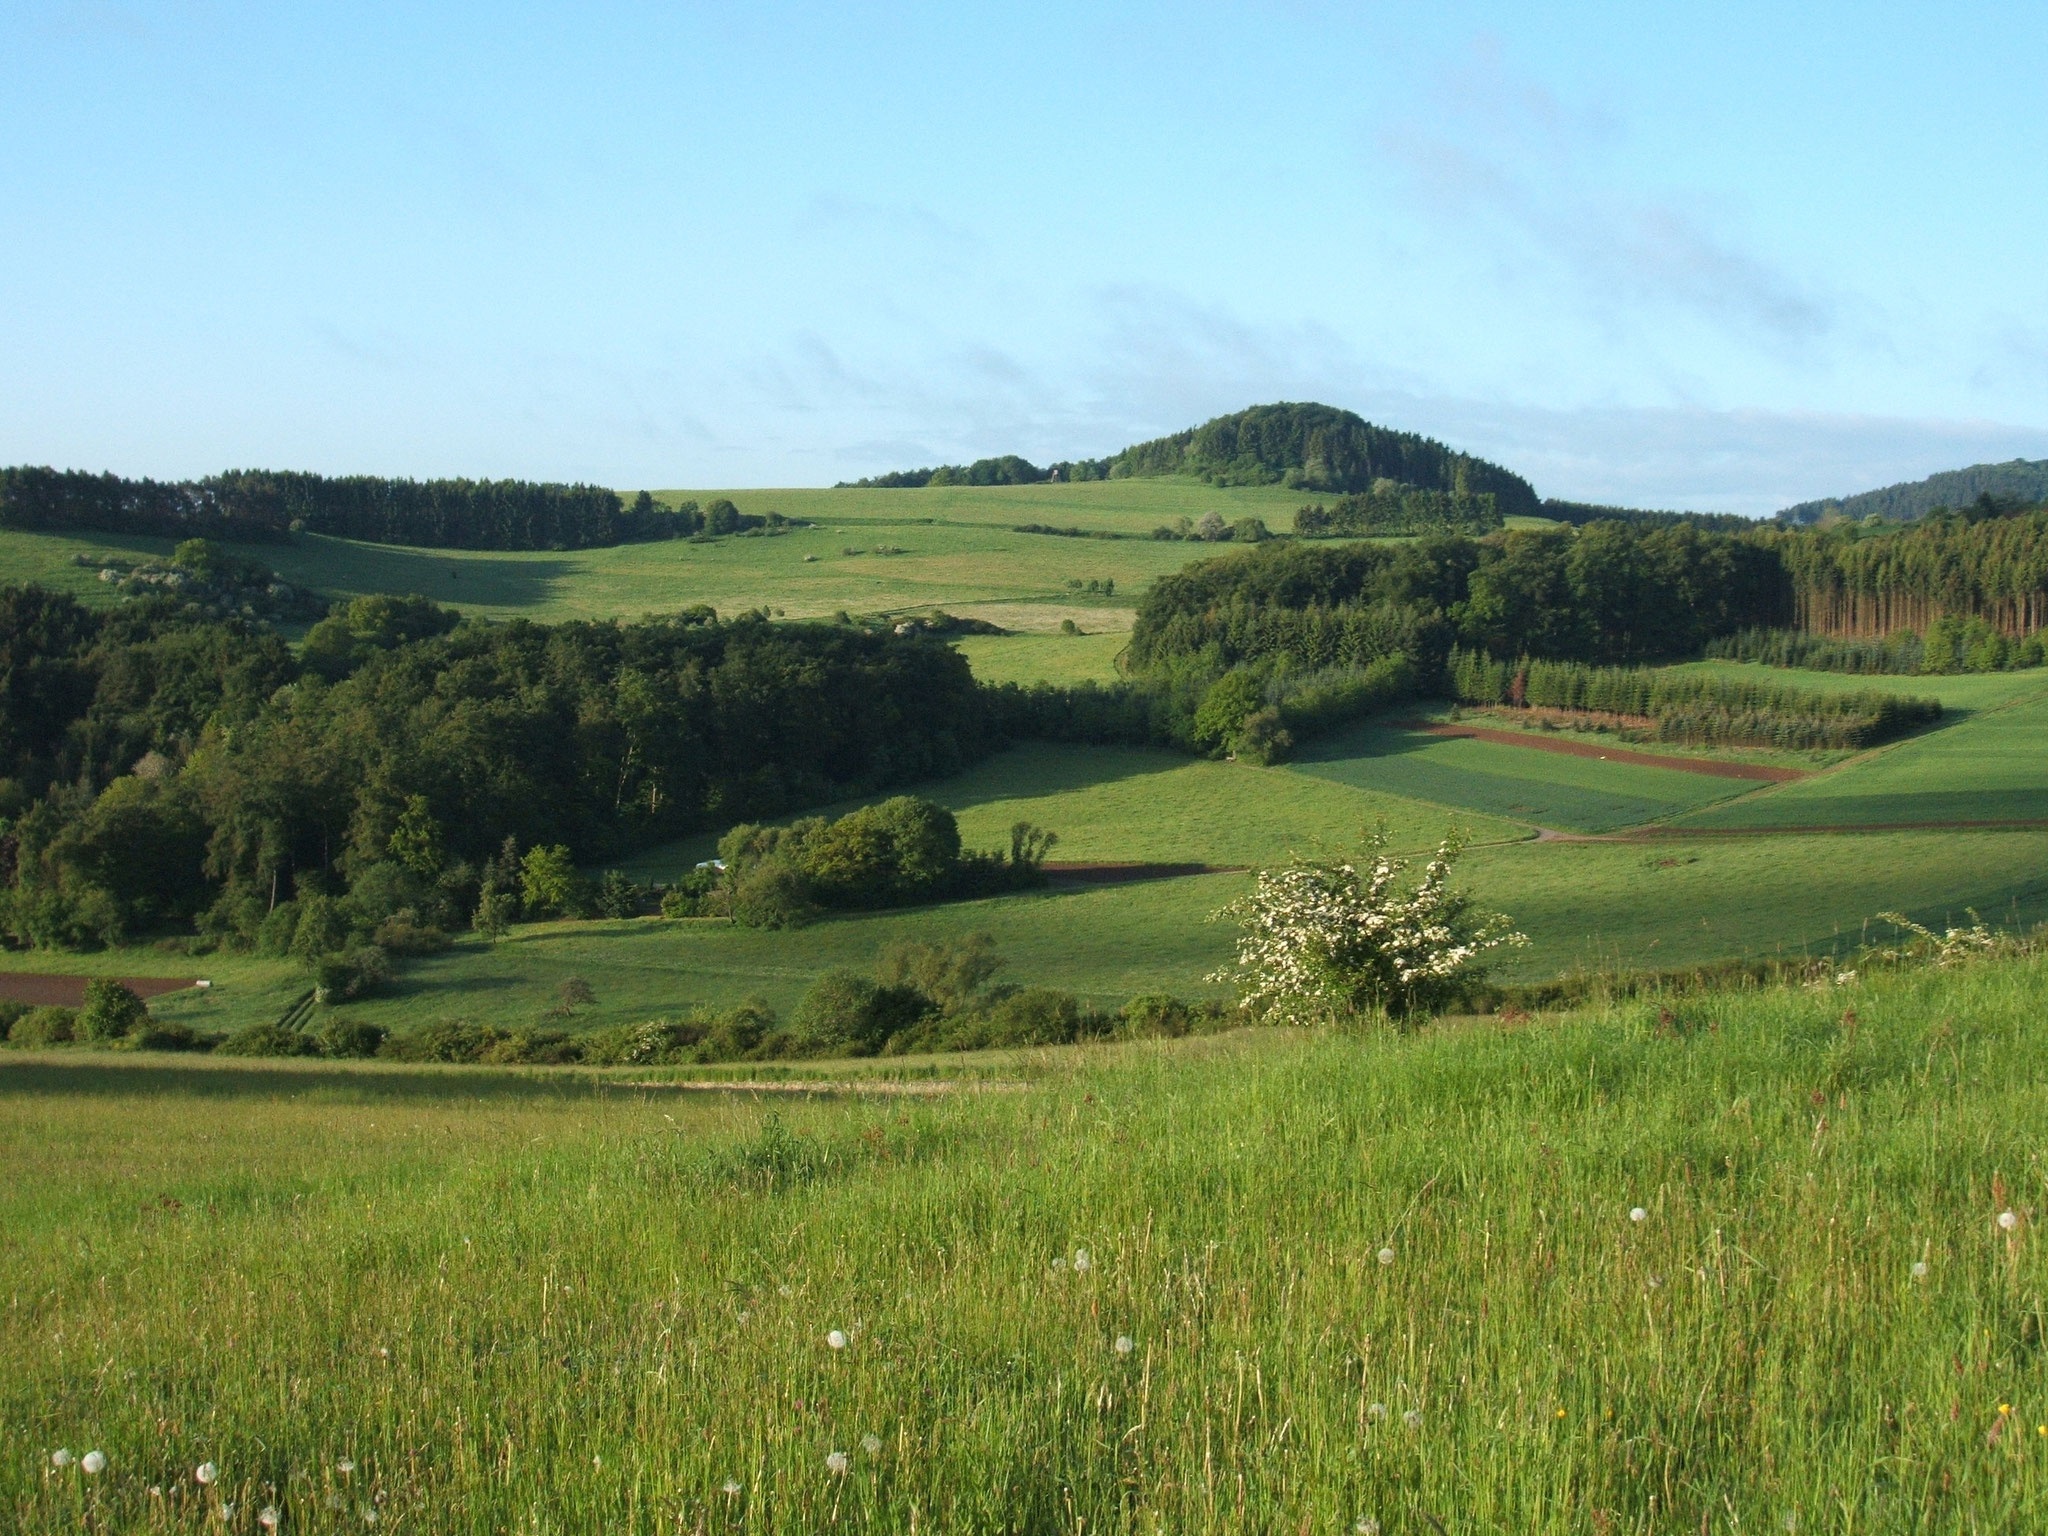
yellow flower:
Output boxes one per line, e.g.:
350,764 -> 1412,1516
1555,1408 -> 1566,1419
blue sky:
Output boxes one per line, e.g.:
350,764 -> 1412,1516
3,1 -> 2045,512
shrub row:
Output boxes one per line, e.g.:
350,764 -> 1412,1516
1447,647 -> 1941,750
1707,621 -> 2048,676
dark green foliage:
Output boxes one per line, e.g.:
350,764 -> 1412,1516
7,1005 -> 75,1046
788,970 -> 931,1056
0,466 -> 692,551
1778,461 -> 2048,525
1706,628 -> 1930,674
843,456 -> 1110,490
596,869 -> 644,919
301,595 -> 462,681
1542,501 -> 1756,532
78,978 -> 148,1042
717,797 -> 1046,926
217,1021 -> 322,1057
1295,488 -> 1502,538
1447,648 -> 1943,750
1778,507 -> 2048,636
313,946 -> 390,1005
317,1017 -> 387,1058
1131,526 -> 1790,674
1108,402 -> 1540,515
128,1020 -> 202,1052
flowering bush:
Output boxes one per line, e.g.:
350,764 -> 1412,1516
1872,910 -> 2014,968
1210,830 -> 1525,1022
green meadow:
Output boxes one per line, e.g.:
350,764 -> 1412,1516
10,951 -> 2048,1531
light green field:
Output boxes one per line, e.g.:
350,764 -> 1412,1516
1290,719 -> 1762,832
10,954 -> 2048,1530
950,630 -> 1129,685
0,480 -> 1304,627
1678,683 -> 2048,830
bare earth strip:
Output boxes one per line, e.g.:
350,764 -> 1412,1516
0,974 -> 198,1006
1402,721 -> 1806,781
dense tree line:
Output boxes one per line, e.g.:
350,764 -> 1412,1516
0,467 -> 755,551
1778,461 -> 2048,525
0,592 -> 991,949
1778,506 -> 2048,637
1446,648 -> 1941,751
1540,500 -> 1757,533
1706,622 -> 2048,676
841,456 -> 1109,489
1295,489 -> 1503,538
1129,524 -> 1791,674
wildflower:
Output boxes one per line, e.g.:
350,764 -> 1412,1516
196,1462 -> 219,1486
826,1329 -> 848,1350
51,1449 -> 74,1468
1555,1408 -> 1566,1419
81,1451 -> 106,1475
1366,1402 -> 1387,1422
1402,1409 -> 1423,1429
259,1507 -> 281,1530
861,1434 -> 882,1456
1629,1207 -> 1648,1223
1114,1335 -> 1134,1355
721,1479 -> 742,1496
1356,1521 -> 1381,1536
825,1450 -> 850,1476
1376,1247 -> 1395,1266
1073,1249 -> 1093,1273
1050,1256 -> 1067,1271
1910,1261 -> 1930,1280
1998,1210 -> 2020,1232
2000,1403 -> 2013,1416
778,1284 -> 792,1297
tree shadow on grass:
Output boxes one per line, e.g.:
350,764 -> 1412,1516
240,535 -> 578,613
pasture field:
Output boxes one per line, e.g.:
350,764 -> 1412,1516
1289,718 -> 1761,832
9,954 -> 2048,1531
1678,684 -> 2048,831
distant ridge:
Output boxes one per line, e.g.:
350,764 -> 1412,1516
841,401 -> 1541,519
1778,458 -> 2048,525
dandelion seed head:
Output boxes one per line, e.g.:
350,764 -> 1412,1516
1114,1335 -> 1134,1355
861,1434 -> 882,1456
336,1459 -> 355,1476
258,1506 -> 281,1530
1357,1520 -> 1381,1536
1376,1247 -> 1395,1266
1911,1260 -> 1930,1280
1073,1248 -> 1092,1273
778,1284 -> 792,1297
1629,1207 -> 1648,1223
363,1509 -> 379,1526
1366,1402 -> 1387,1422
826,1329 -> 848,1350
1402,1408 -> 1423,1429
721,1479 -> 742,1496
1998,1210 -> 2020,1231
825,1450 -> 850,1476
81,1451 -> 106,1475
1050,1256 -> 1067,1271
50,1449 -> 73,1468
150,1485 -> 164,1498
218,1503 -> 235,1523
196,1462 -> 219,1486
326,1493 -> 344,1511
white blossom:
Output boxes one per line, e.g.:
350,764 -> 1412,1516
1999,1210 -> 2020,1232
1376,1247 -> 1395,1266
1114,1335 -> 1134,1355
81,1451 -> 106,1475
1072,1249 -> 1092,1274
827,1329 -> 848,1350
825,1451 -> 850,1476
1910,1261 -> 1930,1280
195,1462 -> 219,1486
1210,831 -> 1524,1021
1629,1207 -> 1648,1224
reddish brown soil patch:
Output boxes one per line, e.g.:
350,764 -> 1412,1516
1401,721 -> 1805,782
0,974 -> 198,1007
1042,862 -> 1244,886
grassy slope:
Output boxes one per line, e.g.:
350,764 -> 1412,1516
1678,679 -> 2048,830
9,955 -> 2048,1531
1290,719 -> 1760,833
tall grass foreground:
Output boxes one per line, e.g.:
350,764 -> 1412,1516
6,954 -> 2048,1531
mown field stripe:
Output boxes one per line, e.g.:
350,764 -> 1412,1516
1400,719 -> 1806,781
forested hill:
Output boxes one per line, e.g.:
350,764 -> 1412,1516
1777,458 -> 2048,525
841,401 -> 1542,518
1105,403 -> 1539,516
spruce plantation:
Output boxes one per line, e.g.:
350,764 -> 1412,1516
8,402 -> 2048,1529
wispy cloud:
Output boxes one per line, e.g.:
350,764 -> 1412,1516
1380,39 -> 1832,350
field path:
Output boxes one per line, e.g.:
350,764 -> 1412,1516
1400,720 -> 1805,781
